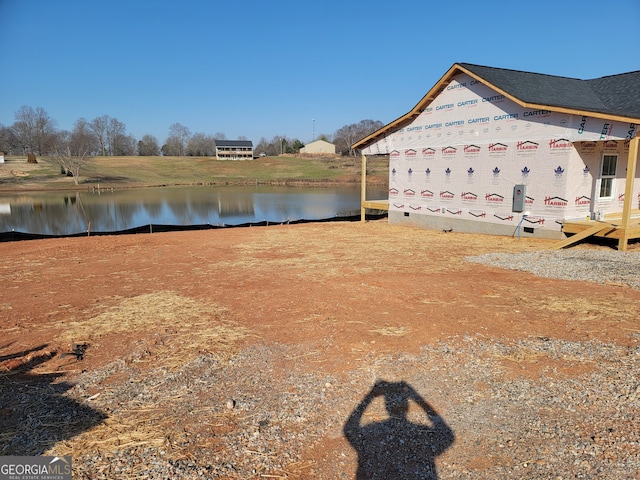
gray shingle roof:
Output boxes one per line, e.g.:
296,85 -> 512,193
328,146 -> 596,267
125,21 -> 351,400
214,140 -> 253,148
459,63 -> 640,119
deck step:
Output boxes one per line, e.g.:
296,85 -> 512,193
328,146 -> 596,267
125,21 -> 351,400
551,224 -> 609,250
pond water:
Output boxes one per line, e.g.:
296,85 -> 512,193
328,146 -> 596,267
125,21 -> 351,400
0,185 -> 388,237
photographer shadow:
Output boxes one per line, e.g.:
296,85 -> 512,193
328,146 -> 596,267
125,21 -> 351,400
344,380 -> 454,480
0,343 -> 107,455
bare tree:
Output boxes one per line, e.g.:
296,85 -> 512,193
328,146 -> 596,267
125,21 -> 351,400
273,135 -> 287,155
112,133 -> 137,156
334,119 -> 384,156
125,135 -> 138,155
89,115 -> 110,156
0,123 -> 18,155
187,132 -> 216,156
106,118 -> 126,156
166,123 -> 191,156
254,135 -> 293,156
51,118 -> 97,185
161,138 -> 181,156
88,116 -> 134,156
138,134 -> 160,156
12,106 -> 57,155
254,136 -> 270,156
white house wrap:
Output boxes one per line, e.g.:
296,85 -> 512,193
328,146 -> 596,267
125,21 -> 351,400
355,64 -> 640,240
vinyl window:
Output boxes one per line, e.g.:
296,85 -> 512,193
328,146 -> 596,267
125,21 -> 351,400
599,155 -> 617,198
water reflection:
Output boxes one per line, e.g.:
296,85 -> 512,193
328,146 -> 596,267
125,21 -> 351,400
0,185 -> 388,236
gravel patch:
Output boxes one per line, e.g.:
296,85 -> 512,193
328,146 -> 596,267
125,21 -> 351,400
466,249 -> 640,290
2,242 -> 639,478
3,335 -> 635,479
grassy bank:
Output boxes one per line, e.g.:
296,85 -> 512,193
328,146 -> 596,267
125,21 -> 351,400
0,155 -> 389,192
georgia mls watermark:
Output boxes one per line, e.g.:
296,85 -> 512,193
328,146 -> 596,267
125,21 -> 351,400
0,456 -> 72,480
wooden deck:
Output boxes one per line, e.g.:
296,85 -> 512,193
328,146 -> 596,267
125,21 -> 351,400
362,199 -> 389,211
555,210 -> 640,250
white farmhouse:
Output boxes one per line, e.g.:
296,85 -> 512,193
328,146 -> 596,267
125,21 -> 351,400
214,140 -> 254,160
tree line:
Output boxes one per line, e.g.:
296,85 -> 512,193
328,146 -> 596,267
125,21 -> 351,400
0,107 -> 384,180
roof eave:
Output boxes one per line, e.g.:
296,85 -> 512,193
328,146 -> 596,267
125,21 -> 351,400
352,63 -> 640,151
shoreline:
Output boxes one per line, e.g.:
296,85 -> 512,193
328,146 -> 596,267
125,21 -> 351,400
0,155 -> 389,193
0,177 -> 389,194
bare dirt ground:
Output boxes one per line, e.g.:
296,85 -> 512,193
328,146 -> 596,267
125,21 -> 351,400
1,220 -> 639,478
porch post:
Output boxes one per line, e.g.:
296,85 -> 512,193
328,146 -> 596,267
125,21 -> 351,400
361,152 -> 367,222
618,135 -> 639,251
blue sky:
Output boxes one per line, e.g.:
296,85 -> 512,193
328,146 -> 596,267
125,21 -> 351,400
1,0 -> 638,145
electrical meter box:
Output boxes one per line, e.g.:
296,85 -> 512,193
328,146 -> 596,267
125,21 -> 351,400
512,184 -> 526,212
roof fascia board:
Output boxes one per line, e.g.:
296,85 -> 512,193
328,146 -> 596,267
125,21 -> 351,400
352,64 -> 461,149
353,63 -> 640,150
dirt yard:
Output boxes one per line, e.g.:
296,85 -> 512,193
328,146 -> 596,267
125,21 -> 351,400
1,220 -> 639,478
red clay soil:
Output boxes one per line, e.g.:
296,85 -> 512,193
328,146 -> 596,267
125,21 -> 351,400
1,220 -> 639,477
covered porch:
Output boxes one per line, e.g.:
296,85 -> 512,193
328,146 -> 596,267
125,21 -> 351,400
554,136 -> 640,251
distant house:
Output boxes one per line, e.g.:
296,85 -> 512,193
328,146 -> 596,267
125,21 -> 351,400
0,152 -> 4,164
300,139 -> 336,155
214,140 -> 254,160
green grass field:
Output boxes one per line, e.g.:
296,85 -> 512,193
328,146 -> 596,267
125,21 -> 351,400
0,154 -> 389,191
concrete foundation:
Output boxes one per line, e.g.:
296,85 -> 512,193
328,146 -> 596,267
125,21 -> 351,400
388,211 -> 565,240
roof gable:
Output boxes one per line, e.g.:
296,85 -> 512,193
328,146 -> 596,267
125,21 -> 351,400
353,63 -> 640,150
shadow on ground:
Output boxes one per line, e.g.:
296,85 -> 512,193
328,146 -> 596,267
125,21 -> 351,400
344,380 -> 454,480
0,343 -> 107,455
